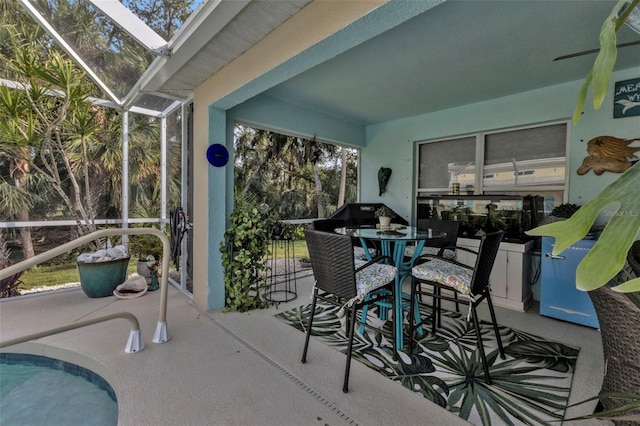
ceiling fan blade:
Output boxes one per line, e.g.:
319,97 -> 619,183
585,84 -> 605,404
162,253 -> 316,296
553,40 -> 640,61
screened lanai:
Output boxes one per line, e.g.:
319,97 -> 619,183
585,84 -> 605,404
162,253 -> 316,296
1,0 -> 206,294
3,0 -> 640,313
1,0 -> 321,302
3,5 -> 640,425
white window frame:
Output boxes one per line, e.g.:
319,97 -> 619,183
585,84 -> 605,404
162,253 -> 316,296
415,120 -> 570,197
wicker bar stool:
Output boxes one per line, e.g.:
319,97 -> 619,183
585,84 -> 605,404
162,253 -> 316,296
301,229 -> 397,392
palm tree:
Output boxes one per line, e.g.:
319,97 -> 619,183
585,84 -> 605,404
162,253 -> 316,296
0,33 -> 104,236
0,2 -> 48,258
0,0 -> 188,259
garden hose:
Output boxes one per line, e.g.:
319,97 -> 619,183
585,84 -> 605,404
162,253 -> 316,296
169,207 -> 190,270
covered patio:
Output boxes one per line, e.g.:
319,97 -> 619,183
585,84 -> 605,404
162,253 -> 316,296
4,1 -> 639,311
2,0 -> 640,424
182,0 -> 640,312
0,273 -> 607,425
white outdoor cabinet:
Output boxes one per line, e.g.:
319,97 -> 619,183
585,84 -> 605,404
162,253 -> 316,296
456,238 -> 534,312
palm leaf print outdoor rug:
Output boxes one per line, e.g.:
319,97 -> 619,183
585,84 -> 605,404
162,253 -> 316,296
275,302 -> 579,425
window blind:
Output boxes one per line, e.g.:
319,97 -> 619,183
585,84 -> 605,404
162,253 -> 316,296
484,124 -> 567,165
418,136 -> 475,188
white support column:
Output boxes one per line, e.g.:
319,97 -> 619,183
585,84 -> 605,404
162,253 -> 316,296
161,116 -> 168,230
122,111 -> 130,241
180,103 -> 190,293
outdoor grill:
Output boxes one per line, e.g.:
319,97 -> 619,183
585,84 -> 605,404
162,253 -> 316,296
329,203 -> 408,228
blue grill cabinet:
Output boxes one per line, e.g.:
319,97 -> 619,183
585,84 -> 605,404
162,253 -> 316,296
540,236 -> 600,328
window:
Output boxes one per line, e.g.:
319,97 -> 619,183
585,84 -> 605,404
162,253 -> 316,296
483,123 -> 566,190
416,136 -> 476,193
416,122 -> 568,202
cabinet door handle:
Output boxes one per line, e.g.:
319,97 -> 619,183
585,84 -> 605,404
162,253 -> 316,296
545,253 -> 565,260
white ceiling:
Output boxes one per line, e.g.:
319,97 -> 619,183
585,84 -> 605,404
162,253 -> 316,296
151,0 -> 640,125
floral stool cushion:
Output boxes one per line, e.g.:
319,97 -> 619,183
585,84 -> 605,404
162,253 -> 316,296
411,258 -> 472,295
354,259 -> 397,297
404,245 -> 456,260
353,246 -> 377,260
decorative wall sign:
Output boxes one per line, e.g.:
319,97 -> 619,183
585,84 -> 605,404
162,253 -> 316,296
206,144 -> 229,167
614,78 -> 640,118
378,167 -> 392,196
577,135 -> 640,175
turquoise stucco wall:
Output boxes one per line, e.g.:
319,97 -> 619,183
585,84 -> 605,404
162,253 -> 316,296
203,97 -> 368,310
361,68 -> 640,222
229,95 -> 367,147
206,67 -> 638,311
206,106 -> 234,311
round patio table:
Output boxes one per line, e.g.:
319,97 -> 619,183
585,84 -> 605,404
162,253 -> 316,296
335,226 -> 445,350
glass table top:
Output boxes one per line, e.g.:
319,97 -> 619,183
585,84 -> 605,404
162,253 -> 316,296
335,226 -> 445,241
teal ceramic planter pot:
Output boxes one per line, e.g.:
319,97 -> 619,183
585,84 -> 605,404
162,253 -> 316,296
77,257 -> 131,298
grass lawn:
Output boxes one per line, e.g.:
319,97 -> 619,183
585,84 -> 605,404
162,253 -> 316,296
268,240 -> 309,260
18,240 -> 310,291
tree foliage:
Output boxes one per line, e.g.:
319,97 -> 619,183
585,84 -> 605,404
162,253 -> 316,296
0,33 -> 106,239
0,1 -> 184,257
233,125 -> 358,220
221,125 -> 358,311
573,0 -> 640,123
0,0 -> 187,103
125,0 -> 195,41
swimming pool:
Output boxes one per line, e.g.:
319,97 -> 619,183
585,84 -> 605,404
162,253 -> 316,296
0,353 -> 118,426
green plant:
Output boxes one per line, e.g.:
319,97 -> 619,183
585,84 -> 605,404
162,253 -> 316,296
528,164 -> 640,293
127,231 -> 164,261
0,232 -> 23,298
528,0 -> 640,294
573,0 -> 640,123
290,225 -> 305,240
220,195 -> 274,312
527,3 -> 640,419
530,186 -> 640,419
271,222 -> 304,241
278,222 -> 306,240
270,221 -> 294,240
550,203 -> 581,219
374,206 -> 396,218
0,33 -> 104,241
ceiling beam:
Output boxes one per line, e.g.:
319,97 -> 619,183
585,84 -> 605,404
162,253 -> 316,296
88,0 -> 169,56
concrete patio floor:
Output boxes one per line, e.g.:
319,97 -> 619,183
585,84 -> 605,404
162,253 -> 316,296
1,275 -> 609,425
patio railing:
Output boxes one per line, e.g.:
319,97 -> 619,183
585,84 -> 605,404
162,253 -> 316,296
0,228 -> 171,345
0,311 -> 145,353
